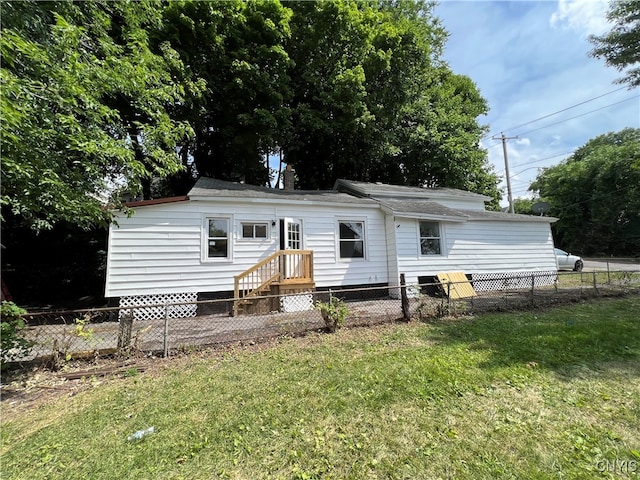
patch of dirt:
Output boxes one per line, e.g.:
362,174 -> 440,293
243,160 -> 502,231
0,355 -> 160,416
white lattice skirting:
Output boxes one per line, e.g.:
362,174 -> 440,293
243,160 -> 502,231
471,271 -> 557,292
280,293 -> 314,313
119,293 -> 198,321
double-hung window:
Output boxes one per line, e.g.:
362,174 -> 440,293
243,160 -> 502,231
419,221 -> 441,255
206,218 -> 229,259
338,221 -> 365,259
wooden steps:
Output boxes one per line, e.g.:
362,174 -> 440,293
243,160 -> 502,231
233,250 -> 315,316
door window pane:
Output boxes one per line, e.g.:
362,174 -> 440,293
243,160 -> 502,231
287,222 -> 301,249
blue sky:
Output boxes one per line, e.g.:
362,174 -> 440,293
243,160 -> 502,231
434,0 -> 639,207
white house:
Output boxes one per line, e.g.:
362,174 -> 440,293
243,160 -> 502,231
105,177 -> 557,314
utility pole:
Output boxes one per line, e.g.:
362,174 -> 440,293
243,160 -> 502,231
493,132 -> 518,213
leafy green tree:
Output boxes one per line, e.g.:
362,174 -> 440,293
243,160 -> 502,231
590,0 -> 640,88
160,0 -> 293,187
1,301 -> 32,368
513,198 -> 535,215
1,1 -> 193,230
390,68 -> 501,209
530,128 -> 640,255
2,0 -> 501,230
282,0 -> 499,205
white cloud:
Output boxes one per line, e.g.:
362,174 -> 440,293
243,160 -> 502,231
548,135 -> 562,146
550,0 -> 610,36
436,0 -> 638,207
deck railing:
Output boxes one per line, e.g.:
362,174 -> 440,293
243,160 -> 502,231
233,250 -> 314,300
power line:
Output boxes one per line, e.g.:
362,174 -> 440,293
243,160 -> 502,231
509,151 -> 576,176
485,85 -> 629,139
510,167 -> 544,179
495,150 -> 575,175
514,95 -> 639,137
484,142 -> 503,150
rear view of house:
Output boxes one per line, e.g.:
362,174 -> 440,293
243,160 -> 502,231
105,177 -> 557,315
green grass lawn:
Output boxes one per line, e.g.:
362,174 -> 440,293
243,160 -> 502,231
2,296 -> 639,479
556,270 -> 639,288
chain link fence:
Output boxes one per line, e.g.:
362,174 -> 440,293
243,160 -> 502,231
12,270 -> 640,367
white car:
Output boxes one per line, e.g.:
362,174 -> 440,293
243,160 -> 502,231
554,248 -> 584,272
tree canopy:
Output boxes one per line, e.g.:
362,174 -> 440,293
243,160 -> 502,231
160,0 -> 293,187
1,0 -> 194,230
590,0 -> 640,88
2,0 -> 501,231
281,0 -> 499,206
530,128 -> 640,256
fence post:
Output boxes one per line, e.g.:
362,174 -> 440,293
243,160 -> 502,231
531,273 -> 535,308
163,302 -> 169,358
447,282 -> 452,316
607,260 -> 611,285
400,273 -> 410,322
593,271 -> 598,295
117,311 -> 133,350
504,278 -> 508,309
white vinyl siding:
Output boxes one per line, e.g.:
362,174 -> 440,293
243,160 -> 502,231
105,191 -> 557,298
384,215 -> 399,287
105,200 -> 388,297
395,218 -> 557,285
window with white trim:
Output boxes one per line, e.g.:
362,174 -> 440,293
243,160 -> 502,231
241,222 -> 268,239
206,218 -> 229,259
338,221 -> 365,259
419,221 -> 441,255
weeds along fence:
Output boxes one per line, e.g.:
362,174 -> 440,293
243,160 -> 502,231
14,270 -> 640,367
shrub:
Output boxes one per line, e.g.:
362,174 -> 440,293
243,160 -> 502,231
316,297 -> 349,332
1,301 -> 33,368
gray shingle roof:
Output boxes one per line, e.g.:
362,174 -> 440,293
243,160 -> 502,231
375,198 -> 468,219
187,177 -> 556,222
377,197 -> 556,222
188,177 -> 377,205
334,179 -> 492,201
457,209 -> 558,223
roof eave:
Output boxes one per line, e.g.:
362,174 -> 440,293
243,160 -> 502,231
392,211 -> 469,222
124,196 -> 189,208
188,194 -> 378,208
466,215 -> 559,223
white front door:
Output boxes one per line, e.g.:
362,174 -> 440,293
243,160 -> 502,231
281,218 -> 302,250
280,218 -> 303,278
